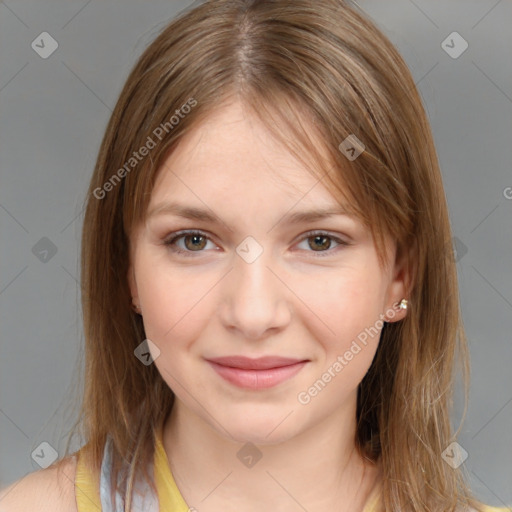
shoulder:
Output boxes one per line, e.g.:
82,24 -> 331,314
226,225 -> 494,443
466,505 -> 511,512
0,454 -> 78,512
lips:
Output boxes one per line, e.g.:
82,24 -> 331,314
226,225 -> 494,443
205,355 -> 309,389
206,355 -> 307,370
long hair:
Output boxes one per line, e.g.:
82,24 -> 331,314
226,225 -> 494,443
59,0 -> 486,510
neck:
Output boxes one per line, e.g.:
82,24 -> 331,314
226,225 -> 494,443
161,392 -> 381,512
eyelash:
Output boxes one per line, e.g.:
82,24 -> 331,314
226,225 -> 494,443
162,230 -> 350,258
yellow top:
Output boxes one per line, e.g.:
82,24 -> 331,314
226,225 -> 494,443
74,427 -> 509,512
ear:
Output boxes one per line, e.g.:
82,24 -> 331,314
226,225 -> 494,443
127,262 -> 142,315
384,241 -> 415,323
128,264 -> 138,303
127,235 -> 140,309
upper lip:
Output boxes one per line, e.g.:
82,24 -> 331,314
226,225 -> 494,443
206,356 -> 308,370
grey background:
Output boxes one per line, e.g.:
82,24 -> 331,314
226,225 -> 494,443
0,0 -> 511,506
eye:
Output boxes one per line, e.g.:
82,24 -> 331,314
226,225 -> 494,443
163,230 -> 350,257
295,231 -> 349,257
163,230 -> 216,256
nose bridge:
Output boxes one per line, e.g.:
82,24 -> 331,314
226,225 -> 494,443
236,245 -> 273,296
221,238 -> 290,338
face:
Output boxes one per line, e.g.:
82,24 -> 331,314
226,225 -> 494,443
128,100 -> 408,445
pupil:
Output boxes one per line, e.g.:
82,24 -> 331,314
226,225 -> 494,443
312,235 -> 329,250
187,235 -> 205,250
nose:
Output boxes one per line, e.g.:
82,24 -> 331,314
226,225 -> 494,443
219,247 -> 292,340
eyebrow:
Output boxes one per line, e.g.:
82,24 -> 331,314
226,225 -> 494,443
146,202 -> 357,226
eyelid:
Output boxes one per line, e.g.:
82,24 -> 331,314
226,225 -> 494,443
293,230 -> 350,257
163,229 -> 351,258
163,229 -> 217,256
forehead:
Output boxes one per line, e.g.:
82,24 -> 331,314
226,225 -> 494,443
149,100 -> 348,211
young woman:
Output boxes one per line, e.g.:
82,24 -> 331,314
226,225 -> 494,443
1,1 -> 508,511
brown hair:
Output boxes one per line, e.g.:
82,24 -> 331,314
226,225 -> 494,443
59,0 -> 487,510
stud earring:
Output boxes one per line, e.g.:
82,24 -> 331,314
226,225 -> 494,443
131,300 -> 141,314
398,298 -> 408,310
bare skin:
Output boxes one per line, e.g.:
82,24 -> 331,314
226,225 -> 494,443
128,99 -> 408,511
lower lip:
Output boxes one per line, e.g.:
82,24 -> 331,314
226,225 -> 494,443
207,361 -> 308,389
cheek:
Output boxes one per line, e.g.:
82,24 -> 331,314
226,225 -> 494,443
134,256 -> 216,349
293,271 -> 385,407
291,262 -> 385,353
136,263 -> 216,391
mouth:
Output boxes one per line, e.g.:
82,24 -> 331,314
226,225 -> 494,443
205,355 -> 309,389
